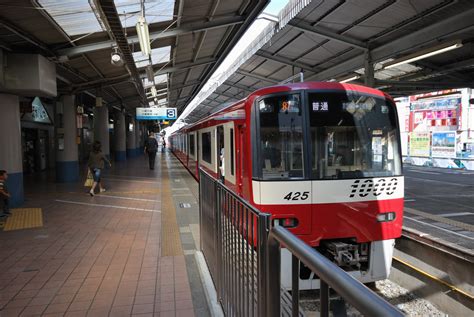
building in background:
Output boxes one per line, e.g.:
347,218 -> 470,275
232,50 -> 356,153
396,88 -> 474,169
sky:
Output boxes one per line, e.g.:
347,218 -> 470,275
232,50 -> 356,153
169,0 -> 291,131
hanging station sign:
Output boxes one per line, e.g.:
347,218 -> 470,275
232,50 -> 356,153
136,107 -> 177,120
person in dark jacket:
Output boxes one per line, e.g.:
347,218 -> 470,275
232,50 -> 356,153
144,132 -> 159,170
88,141 -> 111,196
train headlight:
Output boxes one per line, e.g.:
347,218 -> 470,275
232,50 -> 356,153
376,212 -> 396,222
273,218 -> 299,228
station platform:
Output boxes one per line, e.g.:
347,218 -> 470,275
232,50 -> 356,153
0,151 -> 208,317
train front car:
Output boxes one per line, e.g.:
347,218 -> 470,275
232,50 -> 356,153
249,82 -> 404,289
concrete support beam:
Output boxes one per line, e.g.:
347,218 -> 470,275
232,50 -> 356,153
364,51 -> 374,87
0,94 -> 23,207
126,117 -> 137,157
93,105 -> 110,158
114,111 -> 126,161
56,95 -> 79,182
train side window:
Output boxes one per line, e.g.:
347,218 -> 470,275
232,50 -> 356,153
258,93 -> 304,180
202,132 -> 212,164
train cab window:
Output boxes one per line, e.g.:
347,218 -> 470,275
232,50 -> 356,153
202,132 -> 212,164
258,93 -> 304,180
308,92 -> 402,179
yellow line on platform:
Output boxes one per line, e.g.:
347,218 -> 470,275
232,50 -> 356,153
161,160 -> 183,256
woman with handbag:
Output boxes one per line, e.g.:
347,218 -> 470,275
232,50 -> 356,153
87,141 -> 111,196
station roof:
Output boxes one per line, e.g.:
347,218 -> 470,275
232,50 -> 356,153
186,0 -> 474,123
0,0 -> 269,113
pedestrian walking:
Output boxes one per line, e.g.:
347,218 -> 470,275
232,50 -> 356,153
161,136 -> 166,152
88,141 -> 111,196
144,132 -> 159,170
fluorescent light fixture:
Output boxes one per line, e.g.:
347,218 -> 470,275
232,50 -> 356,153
136,16 -> 151,56
338,74 -> 360,83
383,40 -> 463,69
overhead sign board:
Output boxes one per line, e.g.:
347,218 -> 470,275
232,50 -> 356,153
136,107 -> 177,120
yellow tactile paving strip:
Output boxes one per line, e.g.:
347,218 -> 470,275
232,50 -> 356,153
103,189 -> 161,195
161,161 -> 183,256
2,208 -> 43,231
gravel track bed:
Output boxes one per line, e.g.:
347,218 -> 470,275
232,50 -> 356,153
300,279 -> 446,316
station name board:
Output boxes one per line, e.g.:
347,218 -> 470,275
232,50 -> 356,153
136,107 -> 177,120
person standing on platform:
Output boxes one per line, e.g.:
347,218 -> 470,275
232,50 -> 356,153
144,132 -> 159,170
88,141 -> 111,196
161,136 -> 166,152
0,170 -> 11,218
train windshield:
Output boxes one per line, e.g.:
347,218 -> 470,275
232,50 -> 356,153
259,94 -> 304,180
309,91 -> 401,179
256,90 -> 401,180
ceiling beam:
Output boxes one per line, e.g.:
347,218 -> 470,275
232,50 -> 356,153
153,57 -> 216,76
404,58 -> 474,82
308,7 -> 474,81
376,80 -> 473,88
0,38 -> 12,51
255,51 -> 318,72
72,74 -> 132,92
0,17 -> 55,55
56,16 -> 246,58
288,20 -> 368,51
169,80 -> 201,92
223,81 -> 254,93
211,90 -> 240,100
235,70 -> 279,83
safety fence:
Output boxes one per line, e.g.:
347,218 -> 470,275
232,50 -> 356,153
199,168 -> 403,317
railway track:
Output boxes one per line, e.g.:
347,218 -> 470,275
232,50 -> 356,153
298,228 -> 474,316
390,228 -> 474,316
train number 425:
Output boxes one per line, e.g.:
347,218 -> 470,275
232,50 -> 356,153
283,191 -> 309,201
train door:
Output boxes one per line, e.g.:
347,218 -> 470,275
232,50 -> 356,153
216,126 -> 224,181
237,124 -> 246,197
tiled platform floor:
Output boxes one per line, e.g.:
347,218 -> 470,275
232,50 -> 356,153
0,151 -> 206,317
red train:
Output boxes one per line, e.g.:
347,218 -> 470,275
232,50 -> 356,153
169,81 -> 404,289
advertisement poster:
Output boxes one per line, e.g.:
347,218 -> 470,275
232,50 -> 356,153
432,132 -> 456,158
409,132 -> 430,157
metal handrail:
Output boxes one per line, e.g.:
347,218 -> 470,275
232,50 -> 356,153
199,168 -> 272,316
267,225 -> 404,317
